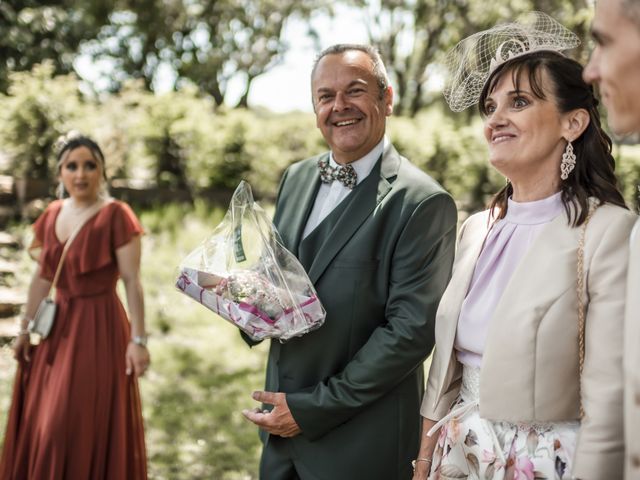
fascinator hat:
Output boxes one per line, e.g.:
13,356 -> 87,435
443,11 -> 580,112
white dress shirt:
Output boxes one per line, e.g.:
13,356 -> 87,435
302,137 -> 387,239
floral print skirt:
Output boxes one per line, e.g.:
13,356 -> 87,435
429,367 -> 579,480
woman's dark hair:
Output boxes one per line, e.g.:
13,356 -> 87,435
56,134 -> 107,182
479,51 -> 627,226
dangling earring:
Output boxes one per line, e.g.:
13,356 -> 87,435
56,182 -> 66,199
560,141 -> 576,180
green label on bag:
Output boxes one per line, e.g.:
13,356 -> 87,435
234,223 -> 246,262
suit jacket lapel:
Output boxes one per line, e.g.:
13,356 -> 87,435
438,217 -> 490,344
305,145 -> 399,284
277,157 -> 323,256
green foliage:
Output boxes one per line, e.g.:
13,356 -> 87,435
0,349 -> 15,454
0,64 -> 639,214
136,203 -> 266,479
0,62 -> 85,180
215,122 -> 252,189
226,110 -> 324,196
616,143 -> 640,211
86,0 -> 331,104
144,343 -> 263,479
0,0 -> 596,114
0,226 -> 32,455
360,0 -> 593,116
142,106 -> 324,195
389,107 -> 503,212
135,88 -> 212,189
0,1 -> 112,93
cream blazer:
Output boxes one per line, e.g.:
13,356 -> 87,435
625,219 -> 640,480
421,202 -> 637,480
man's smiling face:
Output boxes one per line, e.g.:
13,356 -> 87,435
312,50 -> 393,165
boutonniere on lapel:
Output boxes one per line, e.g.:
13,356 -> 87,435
175,181 -> 326,342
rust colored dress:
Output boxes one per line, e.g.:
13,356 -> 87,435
0,200 -> 147,480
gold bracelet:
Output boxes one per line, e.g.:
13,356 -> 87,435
411,457 -> 433,472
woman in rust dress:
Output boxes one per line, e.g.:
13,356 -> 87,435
0,133 -> 149,479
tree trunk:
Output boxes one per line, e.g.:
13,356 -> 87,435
235,74 -> 255,109
208,81 -> 225,107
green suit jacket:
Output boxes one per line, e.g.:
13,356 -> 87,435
247,143 -> 457,479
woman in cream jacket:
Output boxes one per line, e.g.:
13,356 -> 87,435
412,15 -> 636,480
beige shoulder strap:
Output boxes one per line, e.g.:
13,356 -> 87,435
577,200 -> 598,418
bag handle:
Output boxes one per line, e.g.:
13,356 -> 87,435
577,200 -> 598,418
48,201 -> 108,294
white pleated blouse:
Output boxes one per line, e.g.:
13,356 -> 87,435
455,192 -> 565,367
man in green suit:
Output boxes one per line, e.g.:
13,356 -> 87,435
242,44 -> 457,479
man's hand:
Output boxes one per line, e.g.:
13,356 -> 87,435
242,391 -> 302,438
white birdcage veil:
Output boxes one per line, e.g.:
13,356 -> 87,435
443,11 -> 580,112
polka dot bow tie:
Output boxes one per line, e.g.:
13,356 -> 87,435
317,158 -> 357,190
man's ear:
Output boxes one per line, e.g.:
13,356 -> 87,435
384,86 -> 394,116
563,108 -> 590,141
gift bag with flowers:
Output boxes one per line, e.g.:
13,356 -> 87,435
175,181 -> 326,341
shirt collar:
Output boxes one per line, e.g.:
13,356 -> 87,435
328,136 -> 387,185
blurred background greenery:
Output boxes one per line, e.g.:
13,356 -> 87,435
1,0 -> 639,478
1,65 -> 638,213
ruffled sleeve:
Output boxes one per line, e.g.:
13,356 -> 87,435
111,201 -> 144,250
28,200 -> 62,268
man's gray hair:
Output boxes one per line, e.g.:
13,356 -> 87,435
311,44 -> 390,100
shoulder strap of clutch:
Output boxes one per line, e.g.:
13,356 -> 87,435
577,199 -> 598,418
49,201 -> 109,292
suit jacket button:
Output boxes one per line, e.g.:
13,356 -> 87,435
635,392 -> 640,406
632,454 -> 640,468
